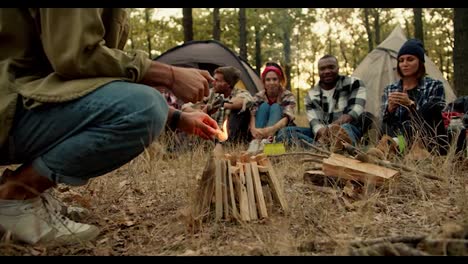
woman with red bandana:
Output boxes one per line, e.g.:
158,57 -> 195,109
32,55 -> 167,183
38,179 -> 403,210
249,62 -> 297,141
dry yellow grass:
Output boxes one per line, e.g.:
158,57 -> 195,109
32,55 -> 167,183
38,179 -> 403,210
1,123 -> 467,256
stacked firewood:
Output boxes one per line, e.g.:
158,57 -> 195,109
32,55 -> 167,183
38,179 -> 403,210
193,144 -> 288,223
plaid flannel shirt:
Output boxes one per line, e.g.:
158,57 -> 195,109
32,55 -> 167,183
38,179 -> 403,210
250,89 -> 296,124
381,76 -> 446,123
305,75 -> 367,135
182,87 -> 253,126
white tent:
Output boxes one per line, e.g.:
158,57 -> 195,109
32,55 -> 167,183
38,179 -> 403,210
352,25 -> 456,118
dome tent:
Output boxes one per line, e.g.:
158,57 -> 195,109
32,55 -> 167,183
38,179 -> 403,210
352,25 -> 456,118
154,40 -> 263,96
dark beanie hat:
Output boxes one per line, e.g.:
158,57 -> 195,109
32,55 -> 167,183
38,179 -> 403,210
398,38 -> 425,63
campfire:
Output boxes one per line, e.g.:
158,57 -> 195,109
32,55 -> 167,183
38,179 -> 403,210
193,121 -> 288,223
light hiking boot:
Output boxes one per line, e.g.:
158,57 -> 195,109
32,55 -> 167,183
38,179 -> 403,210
1,169 -> 90,221
42,189 -> 90,221
247,139 -> 265,154
328,124 -> 353,152
0,196 -> 99,245
367,135 -> 399,160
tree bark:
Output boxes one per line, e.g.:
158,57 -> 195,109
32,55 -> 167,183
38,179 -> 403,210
239,8 -> 248,61
183,8 -> 193,43
363,9 -> 373,52
283,26 -> 292,91
373,9 -> 381,45
254,26 -> 262,75
413,8 -> 424,46
213,8 -> 221,41
453,8 -> 468,96
144,8 -> 153,59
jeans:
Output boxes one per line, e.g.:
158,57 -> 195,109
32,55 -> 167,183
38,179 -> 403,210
3,81 -> 168,186
277,123 -> 361,147
255,103 -> 283,128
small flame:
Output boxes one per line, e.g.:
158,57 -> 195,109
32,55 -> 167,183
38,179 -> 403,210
216,120 -> 228,142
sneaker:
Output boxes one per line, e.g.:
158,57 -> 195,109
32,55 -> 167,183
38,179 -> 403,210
375,135 -> 399,160
42,189 -> 90,221
0,196 -> 99,245
247,139 -> 263,154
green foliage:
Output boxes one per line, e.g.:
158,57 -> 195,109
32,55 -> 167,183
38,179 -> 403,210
124,8 -> 456,90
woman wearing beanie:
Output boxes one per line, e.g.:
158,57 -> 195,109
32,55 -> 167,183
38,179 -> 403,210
249,62 -> 297,141
380,38 -> 449,156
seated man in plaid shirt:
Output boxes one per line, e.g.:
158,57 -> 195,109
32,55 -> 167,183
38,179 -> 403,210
182,66 -> 253,144
277,55 -> 373,150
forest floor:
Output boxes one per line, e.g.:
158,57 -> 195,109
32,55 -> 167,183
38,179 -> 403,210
1,120 -> 468,256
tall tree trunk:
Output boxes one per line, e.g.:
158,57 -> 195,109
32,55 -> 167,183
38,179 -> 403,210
363,9 -> 373,52
283,28 -> 292,91
453,8 -> 468,95
413,8 -> 424,45
213,8 -> 221,40
183,8 -> 193,42
254,25 -> 262,75
144,8 -> 152,58
339,41 -> 349,75
373,9 -> 381,45
327,28 -> 333,55
404,18 -> 412,38
239,8 -> 248,61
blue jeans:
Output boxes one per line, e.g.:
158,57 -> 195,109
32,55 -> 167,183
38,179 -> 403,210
4,81 -> 168,186
277,123 -> 361,147
255,103 -> 283,129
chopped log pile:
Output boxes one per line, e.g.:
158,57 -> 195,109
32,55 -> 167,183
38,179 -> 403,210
193,144 -> 288,223
296,139 -> 443,189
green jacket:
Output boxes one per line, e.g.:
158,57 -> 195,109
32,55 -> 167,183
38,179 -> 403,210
0,8 -> 152,149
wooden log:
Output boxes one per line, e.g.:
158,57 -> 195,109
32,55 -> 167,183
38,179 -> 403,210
222,160 -> 230,220
322,153 -> 399,186
258,158 -> 289,213
215,159 -> 223,221
251,154 -> 267,163
257,165 -> 269,173
240,152 -> 251,163
250,161 -> 268,219
238,164 -> 250,221
262,185 -> 274,213
227,163 -> 239,219
244,163 -> 258,220
224,154 -> 238,166
193,153 -> 216,220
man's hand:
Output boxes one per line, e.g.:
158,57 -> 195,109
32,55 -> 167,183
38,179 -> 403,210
171,67 -> 213,103
332,114 -> 353,125
141,61 -> 214,104
178,111 -> 219,140
316,126 -> 329,141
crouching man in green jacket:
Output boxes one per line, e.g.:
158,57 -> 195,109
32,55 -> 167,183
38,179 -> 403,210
0,8 -> 219,245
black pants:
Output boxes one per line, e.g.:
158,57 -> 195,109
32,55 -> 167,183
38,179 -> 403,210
227,110 -> 252,144
381,102 -> 449,155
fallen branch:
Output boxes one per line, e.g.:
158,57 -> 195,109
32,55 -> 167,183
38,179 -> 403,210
269,151 -> 328,159
349,235 -> 426,246
350,242 -> 430,256
300,139 -> 332,156
300,158 -> 324,163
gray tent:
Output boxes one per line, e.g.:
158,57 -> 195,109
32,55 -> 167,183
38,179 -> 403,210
352,25 -> 456,118
154,40 -> 263,96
